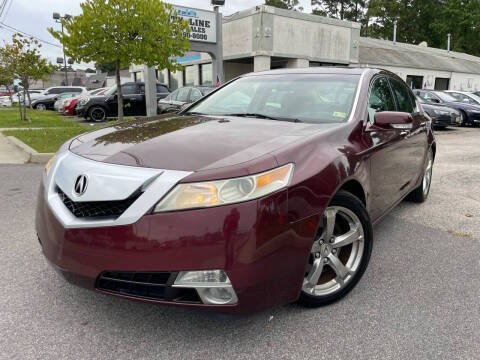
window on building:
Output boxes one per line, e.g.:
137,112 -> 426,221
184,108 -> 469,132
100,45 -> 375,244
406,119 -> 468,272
406,75 -> 424,90
435,78 -> 450,91
389,79 -> 414,113
169,70 -> 179,91
156,69 -> 165,84
183,66 -> 195,86
200,63 -> 213,86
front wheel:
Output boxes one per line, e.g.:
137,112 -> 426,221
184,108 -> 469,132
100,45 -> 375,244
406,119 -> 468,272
89,106 -> 107,122
298,191 -> 373,307
35,103 -> 46,110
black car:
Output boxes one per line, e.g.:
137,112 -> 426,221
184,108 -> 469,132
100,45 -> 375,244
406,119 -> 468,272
417,96 -> 461,129
77,82 -> 170,122
414,90 -> 480,126
158,86 -> 215,114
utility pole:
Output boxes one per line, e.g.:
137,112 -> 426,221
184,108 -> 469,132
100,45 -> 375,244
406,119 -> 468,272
53,12 -> 72,86
393,20 -> 398,45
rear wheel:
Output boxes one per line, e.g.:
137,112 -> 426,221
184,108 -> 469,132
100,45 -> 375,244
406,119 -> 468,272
407,148 -> 433,203
35,103 -> 46,110
460,111 -> 468,126
298,191 -> 373,307
89,106 -> 107,122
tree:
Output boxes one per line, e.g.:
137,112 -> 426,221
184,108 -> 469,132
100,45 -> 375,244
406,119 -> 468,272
0,34 -> 55,121
49,0 -> 190,122
264,0 -> 301,11
312,0 -> 367,22
95,61 -> 117,75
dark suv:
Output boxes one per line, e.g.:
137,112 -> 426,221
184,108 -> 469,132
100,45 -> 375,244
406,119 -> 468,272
76,82 -> 170,121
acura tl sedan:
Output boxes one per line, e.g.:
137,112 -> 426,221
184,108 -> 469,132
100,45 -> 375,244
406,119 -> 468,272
36,68 -> 435,313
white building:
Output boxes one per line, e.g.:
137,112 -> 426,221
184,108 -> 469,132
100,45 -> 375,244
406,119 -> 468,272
131,5 -> 480,92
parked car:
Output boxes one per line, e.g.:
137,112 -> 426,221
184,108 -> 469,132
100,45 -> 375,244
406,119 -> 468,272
413,89 -> 480,126
36,68 -> 435,313
76,82 -> 170,121
0,96 -> 12,107
444,90 -> 480,106
15,90 -> 44,106
158,86 -> 215,113
62,97 -> 80,116
88,87 -> 109,96
417,96 -> 461,128
54,93 -> 78,112
32,87 -> 88,110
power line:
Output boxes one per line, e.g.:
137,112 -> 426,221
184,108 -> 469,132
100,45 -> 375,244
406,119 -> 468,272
0,0 -> 7,19
0,21 -> 62,48
2,0 -> 13,21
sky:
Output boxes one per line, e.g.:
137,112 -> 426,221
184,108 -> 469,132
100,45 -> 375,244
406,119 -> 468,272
0,0 -> 313,70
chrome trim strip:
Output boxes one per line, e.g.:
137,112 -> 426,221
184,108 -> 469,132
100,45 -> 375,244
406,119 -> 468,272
348,69 -> 368,124
45,151 -> 192,229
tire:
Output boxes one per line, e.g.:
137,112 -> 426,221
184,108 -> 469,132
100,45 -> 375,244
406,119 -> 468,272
34,103 -> 46,110
459,111 -> 468,126
407,148 -> 434,203
298,190 -> 373,307
88,106 -> 107,122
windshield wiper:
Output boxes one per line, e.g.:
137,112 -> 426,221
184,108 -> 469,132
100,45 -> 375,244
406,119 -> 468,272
223,113 -> 302,123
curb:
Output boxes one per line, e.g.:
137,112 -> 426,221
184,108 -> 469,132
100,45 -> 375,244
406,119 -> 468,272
5,136 -> 54,164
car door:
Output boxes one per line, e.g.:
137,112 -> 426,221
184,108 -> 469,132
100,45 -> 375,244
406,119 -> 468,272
365,76 -> 414,220
122,84 -> 143,116
388,77 -> 428,194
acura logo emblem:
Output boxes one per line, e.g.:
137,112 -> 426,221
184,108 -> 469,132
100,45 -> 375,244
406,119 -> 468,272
74,175 -> 88,196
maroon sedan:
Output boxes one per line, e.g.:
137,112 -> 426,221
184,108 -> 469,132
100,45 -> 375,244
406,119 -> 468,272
36,68 -> 435,313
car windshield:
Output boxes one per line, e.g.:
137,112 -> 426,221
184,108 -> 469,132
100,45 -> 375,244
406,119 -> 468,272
105,85 -> 117,96
186,74 -> 361,124
435,92 -> 457,102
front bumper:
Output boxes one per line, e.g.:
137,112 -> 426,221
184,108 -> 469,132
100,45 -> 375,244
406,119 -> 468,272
36,181 -> 316,313
76,105 -> 87,118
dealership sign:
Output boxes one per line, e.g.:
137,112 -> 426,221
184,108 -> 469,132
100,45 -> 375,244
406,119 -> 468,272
173,6 -> 217,43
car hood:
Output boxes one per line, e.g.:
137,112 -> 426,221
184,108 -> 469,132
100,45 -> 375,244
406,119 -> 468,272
421,103 -> 456,113
69,115 -> 339,172
445,101 -> 480,111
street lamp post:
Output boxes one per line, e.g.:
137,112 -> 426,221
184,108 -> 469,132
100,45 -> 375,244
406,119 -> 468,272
53,12 -> 72,86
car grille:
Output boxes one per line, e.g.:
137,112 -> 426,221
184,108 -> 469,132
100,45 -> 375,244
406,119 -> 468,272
57,187 -> 141,219
96,271 -> 201,303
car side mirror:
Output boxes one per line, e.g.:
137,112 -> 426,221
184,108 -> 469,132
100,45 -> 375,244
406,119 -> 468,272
373,112 -> 413,130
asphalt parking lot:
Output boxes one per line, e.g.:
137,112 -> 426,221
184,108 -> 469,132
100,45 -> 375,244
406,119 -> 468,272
0,127 -> 479,360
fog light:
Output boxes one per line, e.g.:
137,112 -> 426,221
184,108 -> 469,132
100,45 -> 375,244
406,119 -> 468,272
173,270 -> 238,305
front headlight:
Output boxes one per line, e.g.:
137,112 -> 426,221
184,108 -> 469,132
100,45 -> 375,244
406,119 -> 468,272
78,97 -> 90,106
153,163 -> 294,213
44,155 -> 56,176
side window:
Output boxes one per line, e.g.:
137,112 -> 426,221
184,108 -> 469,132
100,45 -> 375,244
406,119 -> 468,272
122,84 -> 138,95
176,87 -> 190,102
48,88 -> 62,94
139,85 -> 145,94
157,85 -> 169,93
189,88 -> 202,102
389,79 -> 414,113
368,77 -> 396,121
169,89 -> 179,101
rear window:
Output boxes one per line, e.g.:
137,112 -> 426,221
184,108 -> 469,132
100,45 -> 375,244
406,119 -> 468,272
157,85 -> 169,93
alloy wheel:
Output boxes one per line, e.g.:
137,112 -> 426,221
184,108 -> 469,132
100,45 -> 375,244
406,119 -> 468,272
90,108 -> 106,122
303,206 -> 365,297
423,151 -> 433,196
36,104 -> 46,110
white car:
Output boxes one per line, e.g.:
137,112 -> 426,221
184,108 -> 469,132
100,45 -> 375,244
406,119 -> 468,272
15,90 -> 44,106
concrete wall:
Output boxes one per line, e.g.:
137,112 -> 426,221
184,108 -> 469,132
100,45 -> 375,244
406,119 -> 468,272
373,65 -> 480,91
225,62 -> 254,81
